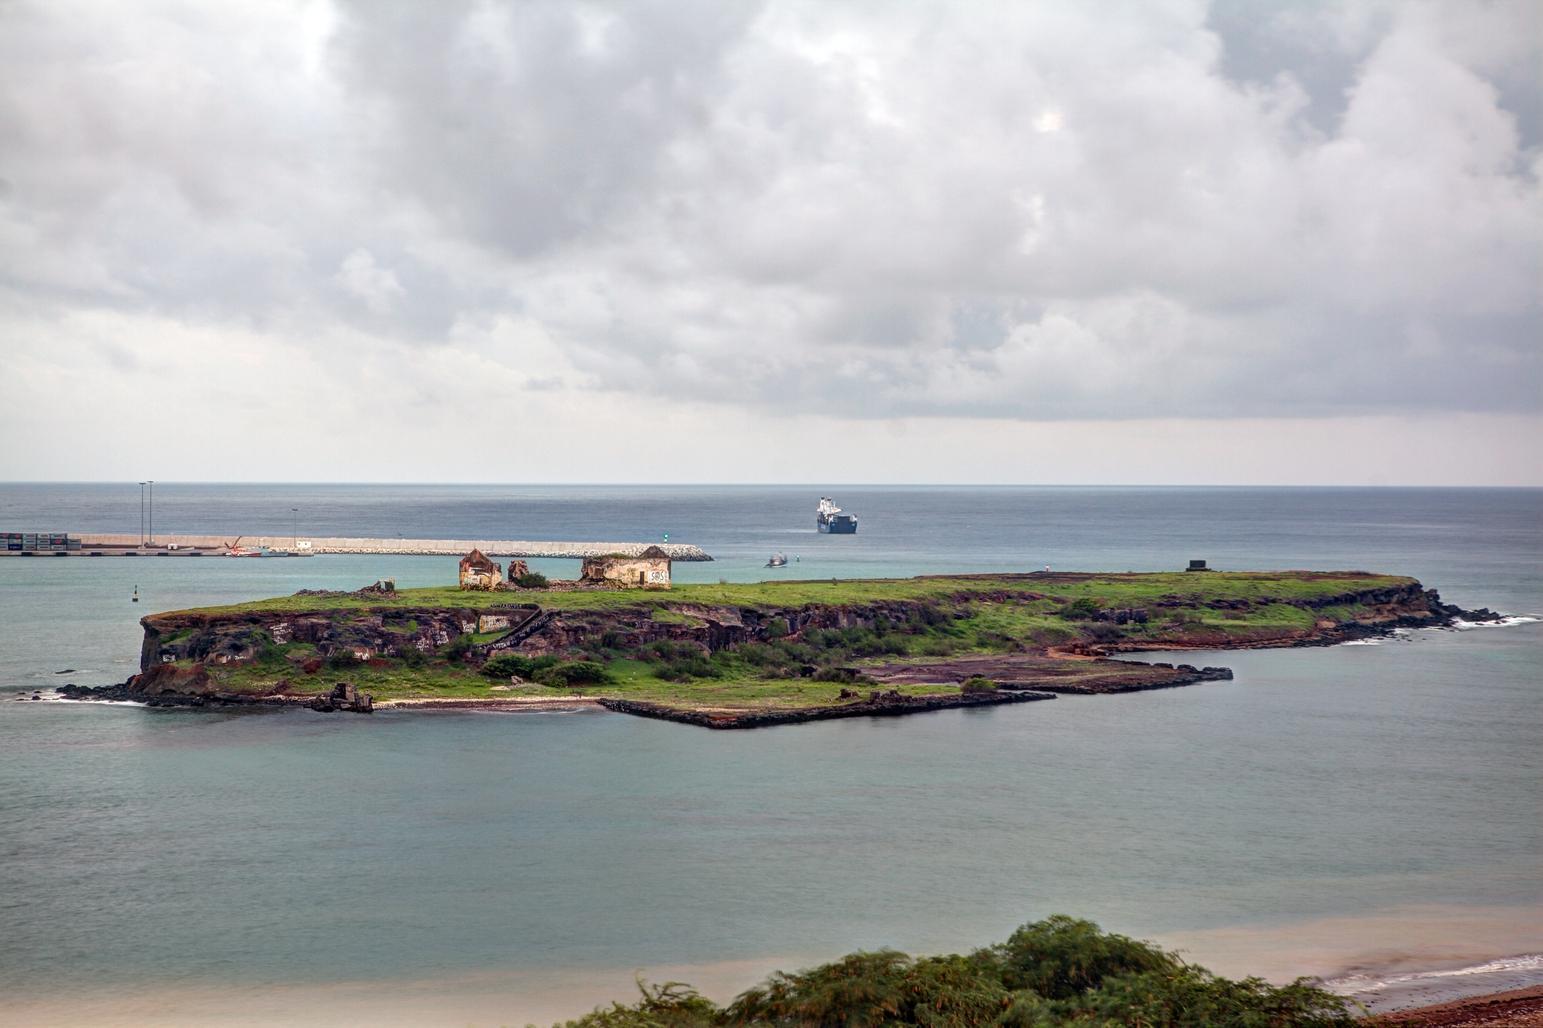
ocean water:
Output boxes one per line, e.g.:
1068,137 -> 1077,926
1,485 -> 1539,1022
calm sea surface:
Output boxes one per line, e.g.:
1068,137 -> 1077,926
1,485 -> 1539,1019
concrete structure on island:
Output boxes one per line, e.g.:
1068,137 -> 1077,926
458,549 -> 502,590
581,545 -> 672,589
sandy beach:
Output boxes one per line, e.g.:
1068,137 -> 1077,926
1369,985 -> 1543,1026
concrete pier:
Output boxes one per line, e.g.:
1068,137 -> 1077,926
14,534 -> 713,561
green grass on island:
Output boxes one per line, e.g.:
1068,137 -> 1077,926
156,571 -> 1424,711
180,569 -> 1412,617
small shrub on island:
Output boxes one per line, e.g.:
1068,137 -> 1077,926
513,572 -> 549,589
324,650 -> 362,670
960,675 -> 998,694
441,635 -> 474,662
533,661 -> 612,688
811,666 -> 873,685
481,653 -> 558,679
1059,597 -> 1102,620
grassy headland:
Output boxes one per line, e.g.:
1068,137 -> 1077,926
66,569 -> 1464,727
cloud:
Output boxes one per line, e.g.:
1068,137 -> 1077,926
335,249 -> 405,313
0,0 -> 1537,481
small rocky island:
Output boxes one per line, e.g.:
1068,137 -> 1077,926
58,570 -> 1497,728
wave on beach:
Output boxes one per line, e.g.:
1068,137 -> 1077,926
1326,954 -> 1543,993
1324,954 -> 1543,1013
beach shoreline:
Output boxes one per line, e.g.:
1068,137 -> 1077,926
5,942 -> 1540,1027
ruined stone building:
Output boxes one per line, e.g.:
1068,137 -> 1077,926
458,548 -> 503,590
580,546 -> 672,589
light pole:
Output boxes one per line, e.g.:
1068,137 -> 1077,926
138,482 -> 146,546
291,508 -> 299,549
147,480 -> 155,547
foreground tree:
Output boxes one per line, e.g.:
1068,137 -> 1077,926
548,917 -> 1357,1027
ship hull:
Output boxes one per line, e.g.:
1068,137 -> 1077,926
817,518 -> 858,534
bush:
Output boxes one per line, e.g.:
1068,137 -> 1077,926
1059,597 -> 1102,620
325,649 -> 362,670
398,645 -> 426,668
811,666 -> 873,685
996,915 -> 1178,999
441,635 -> 474,661
557,979 -> 717,1028
549,916 -> 1356,1028
656,655 -> 721,681
513,572 -> 549,589
533,661 -> 612,687
481,653 -> 557,679
1085,622 -> 1123,643
960,675 -> 997,694
763,616 -> 790,639
641,642 -> 723,681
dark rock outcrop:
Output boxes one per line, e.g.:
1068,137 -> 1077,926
598,689 -> 1056,730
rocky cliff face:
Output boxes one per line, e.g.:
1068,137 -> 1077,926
135,597 -> 963,675
134,579 -> 1476,682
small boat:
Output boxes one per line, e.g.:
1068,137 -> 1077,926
765,553 -> 788,568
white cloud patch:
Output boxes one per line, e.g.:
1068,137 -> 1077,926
335,248 -> 405,314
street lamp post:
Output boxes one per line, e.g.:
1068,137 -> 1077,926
147,480 -> 155,547
138,482 -> 146,546
291,508 -> 299,549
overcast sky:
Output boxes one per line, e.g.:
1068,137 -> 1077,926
1,0 -> 1538,484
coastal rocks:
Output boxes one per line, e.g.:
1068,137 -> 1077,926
597,689 -> 1056,730
867,655 -> 1235,695
56,678 -> 374,714
307,682 -> 373,713
134,662 -> 214,695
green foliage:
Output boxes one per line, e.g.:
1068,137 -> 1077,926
533,660 -> 613,687
441,635 -> 474,661
960,676 -> 997,694
544,917 -> 1356,1027
324,649 -> 362,670
557,979 -> 717,1028
398,644 -> 426,668
1058,597 -> 1102,620
1056,964 -> 1359,1026
643,641 -> 722,682
763,616 -> 790,639
995,915 -> 1177,1000
811,666 -> 873,685
514,572 -> 550,589
482,653 -> 558,679
195,571 -> 1416,620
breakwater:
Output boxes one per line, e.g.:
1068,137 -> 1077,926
10,534 -> 713,561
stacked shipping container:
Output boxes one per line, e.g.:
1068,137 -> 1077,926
3,533 -> 82,551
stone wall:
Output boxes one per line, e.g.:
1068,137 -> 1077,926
580,555 -> 671,589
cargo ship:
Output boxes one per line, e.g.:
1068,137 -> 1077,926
816,497 -> 858,534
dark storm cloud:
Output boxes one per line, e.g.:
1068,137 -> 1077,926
0,0 -> 1537,424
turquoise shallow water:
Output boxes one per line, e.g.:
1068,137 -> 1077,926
0,485 -> 1539,1013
